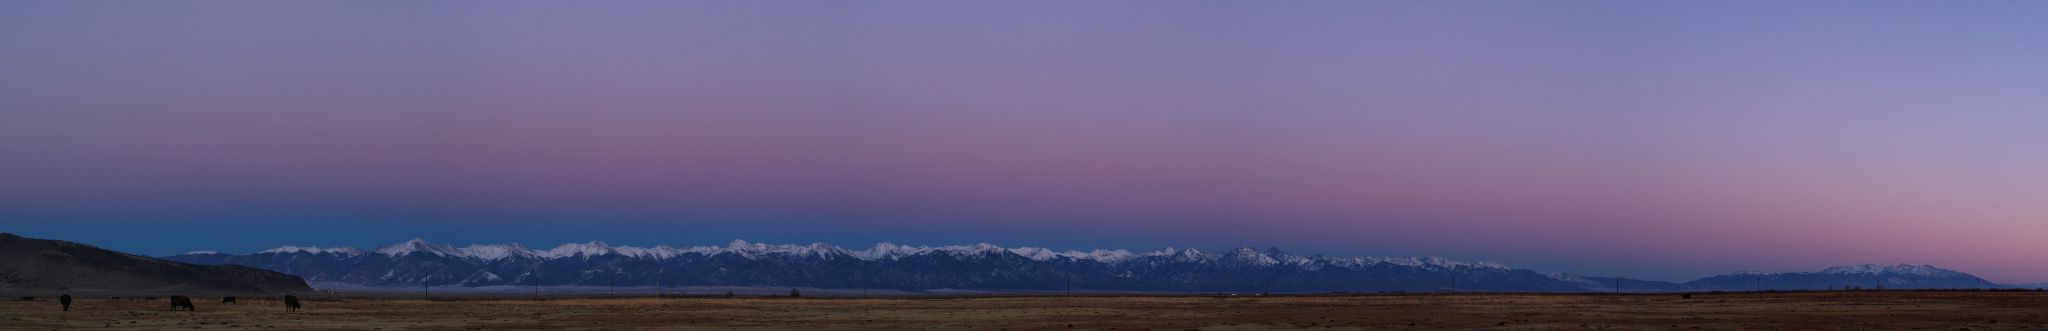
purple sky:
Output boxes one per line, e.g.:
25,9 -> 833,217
4,1 -> 2047,282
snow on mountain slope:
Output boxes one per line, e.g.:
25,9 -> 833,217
540,241 -> 618,259
1228,246 -> 1280,266
164,238 -> 1555,292
460,244 -> 536,261
218,238 -> 1510,269
165,237 -> 2019,293
259,245 -> 363,255
373,238 -> 464,257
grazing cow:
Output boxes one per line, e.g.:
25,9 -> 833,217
1681,293 -> 1693,299
283,295 -> 301,312
17,297 -> 32,301
170,296 -> 195,311
221,296 -> 237,304
60,294 -> 72,311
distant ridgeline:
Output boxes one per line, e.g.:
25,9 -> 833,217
1549,263 -> 2007,292
163,239 -> 2012,293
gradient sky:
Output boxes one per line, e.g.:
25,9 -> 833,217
4,1 -> 2047,282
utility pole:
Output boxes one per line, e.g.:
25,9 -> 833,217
1614,278 -> 1621,294
1448,269 -> 1456,294
855,270 -> 869,299
422,278 -> 430,301
1063,257 -> 1076,297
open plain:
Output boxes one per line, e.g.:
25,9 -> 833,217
5,292 -> 2047,330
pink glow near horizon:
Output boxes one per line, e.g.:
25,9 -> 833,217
3,1 -> 2046,281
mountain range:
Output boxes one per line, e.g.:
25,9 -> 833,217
1551,263 -> 2001,292
0,233 -> 311,295
161,238 -> 2016,293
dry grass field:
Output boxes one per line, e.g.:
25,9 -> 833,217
5,292 -> 2046,330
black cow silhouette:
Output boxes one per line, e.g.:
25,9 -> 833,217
221,296 -> 237,304
60,294 -> 72,311
1681,293 -> 1693,299
170,296 -> 195,311
284,295 -> 301,312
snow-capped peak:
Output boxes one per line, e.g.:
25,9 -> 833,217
458,243 -> 535,261
1228,246 -> 1280,266
373,238 -> 464,257
1143,246 -> 1211,262
1262,247 -> 1310,265
540,241 -> 617,258
181,250 -> 220,255
724,239 -> 758,252
258,245 -> 363,255
239,239 -> 1511,271
614,244 -> 683,260
934,243 -> 1008,257
1068,249 -> 1136,263
710,240 -> 857,259
850,242 -> 922,260
1007,247 -> 1062,261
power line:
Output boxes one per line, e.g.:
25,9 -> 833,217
1448,268 -> 1457,294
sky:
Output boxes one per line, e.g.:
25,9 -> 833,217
3,1 -> 2047,282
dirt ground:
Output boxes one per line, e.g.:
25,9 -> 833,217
4,292 -> 2046,330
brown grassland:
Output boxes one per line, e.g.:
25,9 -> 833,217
5,292 -> 2046,330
